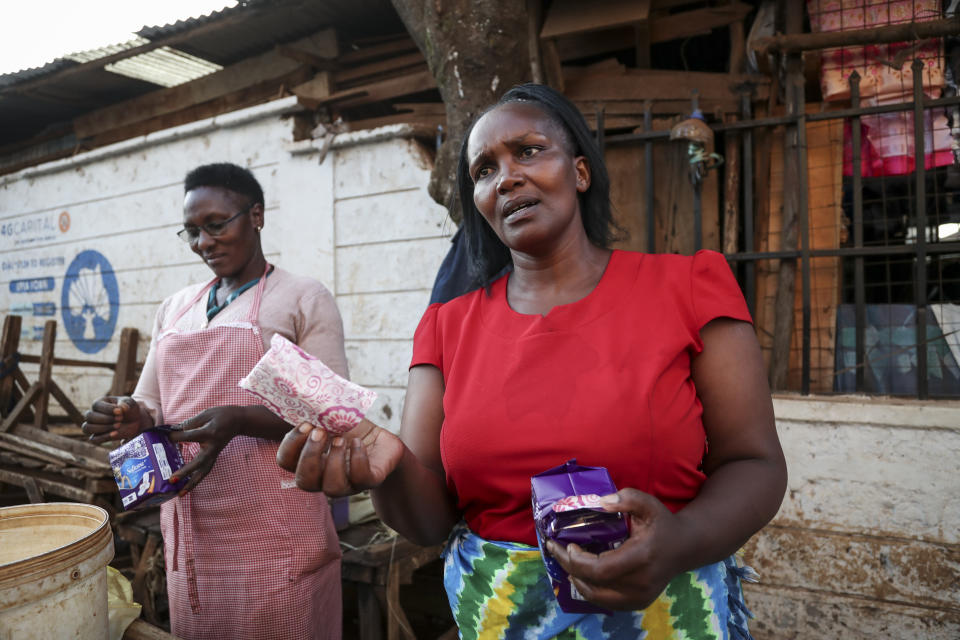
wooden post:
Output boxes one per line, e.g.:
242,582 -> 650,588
769,1 -> 804,390
527,0 -> 544,83
0,315 -> 22,417
110,328 -> 140,396
753,16 -> 960,56
33,320 -> 56,430
723,117 -> 741,254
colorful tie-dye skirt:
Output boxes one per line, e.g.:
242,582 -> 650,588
442,523 -> 757,640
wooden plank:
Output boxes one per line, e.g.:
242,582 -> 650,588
527,0 -> 545,83
753,16 -> 960,56
73,29 -> 336,139
336,36 -> 418,66
0,434 -> 67,467
0,382 -> 41,433
18,354 -> 116,370
33,320 -> 56,430
606,116 -> 719,255
542,39 -> 564,93
89,66 -> 312,148
344,115 -> 443,135
292,72 -> 333,102
0,315 -> 21,418
23,477 -> 44,503
110,327 -> 140,396
744,524 -> 960,609
553,4 -> 753,60
0,468 -> 95,503
541,0 -> 650,39
333,52 -> 425,85
655,135 -> 720,254
770,5 -> 804,391
572,98 -> 742,116
564,70 -> 768,103
0,432 -> 109,472
723,118 -> 740,254
12,424 -> 110,464
787,116 -> 842,392
275,44 -> 339,71
649,3 -> 752,43
123,619 -> 180,640
48,380 -> 85,427
296,70 -> 436,109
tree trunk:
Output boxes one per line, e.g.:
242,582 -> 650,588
389,0 -> 534,222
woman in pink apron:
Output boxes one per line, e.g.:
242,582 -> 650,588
83,163 -> 346,639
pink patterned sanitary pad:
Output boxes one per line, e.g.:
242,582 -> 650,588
239,334 -> 376,435
551,494 -> 606,513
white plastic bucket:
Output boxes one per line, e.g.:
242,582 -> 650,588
0,503 -> 114,639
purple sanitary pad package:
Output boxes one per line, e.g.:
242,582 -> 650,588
109,426 -> 187,510
531,459 -> 629,614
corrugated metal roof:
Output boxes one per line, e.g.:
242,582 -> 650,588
0,0 -> 402,149
105,47 -> 223,88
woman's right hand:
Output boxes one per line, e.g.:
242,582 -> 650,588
276,419 -> 404,497
81,396 -> 144,444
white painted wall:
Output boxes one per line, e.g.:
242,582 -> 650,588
0,98 -> 452,432
745,394 -> 960,639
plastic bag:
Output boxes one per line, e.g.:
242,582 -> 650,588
106,566 -> 142,640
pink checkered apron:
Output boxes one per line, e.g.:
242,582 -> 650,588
155,267 -> 341,639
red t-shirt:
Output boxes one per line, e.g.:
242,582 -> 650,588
410,249 -> 752,546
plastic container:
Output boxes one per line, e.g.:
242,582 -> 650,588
0,502 -> 115,639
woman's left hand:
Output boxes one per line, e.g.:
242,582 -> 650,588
545,488 -> 687,611
167,406 -> 246,494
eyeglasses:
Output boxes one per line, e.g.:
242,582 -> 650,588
177,204 -> 253,243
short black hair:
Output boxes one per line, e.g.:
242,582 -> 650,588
456,83 -> 618,290
184,163 -> 264,207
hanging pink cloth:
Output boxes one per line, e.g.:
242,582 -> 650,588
155,265 -> 341,640
807,0 -> 953,176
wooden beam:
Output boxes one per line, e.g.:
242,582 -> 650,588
0,431 -> 110,472
564,70 -> 768,103
527,0 -> 545,83
1,383 -> 40,433
23,476 -> 44,503
333,52 -> 425,86
770,1 -> 804,391
275,44 -> 339,72
0,315 -> 21,418
18,354 -> 116,370
110,327 -> 140,396
753,16 -> 960,56
0,468 -> 96,504
33,320 -> 56,431
89,67 -> 311,148
649,3 -> 752,43
73,29 -> 336,139
723,117 -> 740,254
123,619 -> 180,640
296,69 -> 436,110
541,0 -> 650,39
47,381 -> 85,429
542,39 -> 565,93
336,36 -> 418,66
11,423 -> 110,464
553,3 -> 752,61
293,72 -> 333,103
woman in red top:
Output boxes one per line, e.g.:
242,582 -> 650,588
279,84 -> 786,639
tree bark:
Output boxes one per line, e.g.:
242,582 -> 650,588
389,0 -> 534,222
